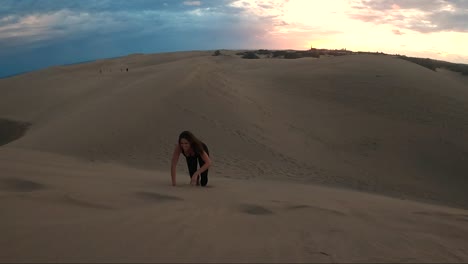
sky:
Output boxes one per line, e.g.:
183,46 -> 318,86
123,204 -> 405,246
1,0 -> 467,77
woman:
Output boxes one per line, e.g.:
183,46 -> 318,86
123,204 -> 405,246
171,131 -> 212,187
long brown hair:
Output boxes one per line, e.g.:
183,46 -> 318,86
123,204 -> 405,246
178,131 -> 204,155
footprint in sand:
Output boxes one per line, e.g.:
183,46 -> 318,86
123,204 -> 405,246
239,204 -> 274,215
135,191 -> 183,202
0,177 -> 45,192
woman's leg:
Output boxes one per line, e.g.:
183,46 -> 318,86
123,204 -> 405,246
186,156 -> 198,183
198,159 -> 208,186
198,144 -> 210,186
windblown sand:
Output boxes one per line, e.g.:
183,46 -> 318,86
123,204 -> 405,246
1,51 -> 468,262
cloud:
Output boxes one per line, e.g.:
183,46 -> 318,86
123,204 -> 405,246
349,0 -> 468,33
183,1 -> 201,6
0,0 -> 272,70
425,10 -> 468,32
354,0 -> 445,12
0,1 -> 248,48
392,29 -> 404,35
0,0 -> 284,53
348,13 -> 381,22
0,0 -> 238,17
0,9 -> 169,50
227,0 -> 293,36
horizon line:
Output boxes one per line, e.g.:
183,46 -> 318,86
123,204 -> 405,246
1,48 -> 467,79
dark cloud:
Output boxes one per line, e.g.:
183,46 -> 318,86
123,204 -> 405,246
450,0 -> 468,9
0,0 -> 249,49
350,0 -> 468,33
357,0 -> 446,12
426,10 -> 468,32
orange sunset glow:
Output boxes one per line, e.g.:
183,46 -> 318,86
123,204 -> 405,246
230,0 -> 468,63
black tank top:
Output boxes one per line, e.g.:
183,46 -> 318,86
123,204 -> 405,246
182,142 -> 208,158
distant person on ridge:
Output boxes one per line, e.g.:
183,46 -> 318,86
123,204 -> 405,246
171,131 -> 211,187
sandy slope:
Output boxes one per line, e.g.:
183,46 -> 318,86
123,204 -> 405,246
1,51 -> 468,207
1,147 -> 468,263
1,50 -> 468,262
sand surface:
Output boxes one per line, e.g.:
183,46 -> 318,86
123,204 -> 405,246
1,50 -> 468,262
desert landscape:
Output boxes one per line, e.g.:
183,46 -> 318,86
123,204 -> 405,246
1,50 -> 468,262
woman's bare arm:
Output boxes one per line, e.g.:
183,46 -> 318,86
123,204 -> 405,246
197,151 -> 212,174
171,144 -> 180,186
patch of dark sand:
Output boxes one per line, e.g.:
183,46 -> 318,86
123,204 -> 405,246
284,204 -> 347,216
285,204 -> 311,210
240,204 -> 274,215
63,194 -> 115,210
0,177 -> 45,192
0,118 -> 31,146
135,191 -> 183,202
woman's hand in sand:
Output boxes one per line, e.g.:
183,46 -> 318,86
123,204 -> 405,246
190,173 -> 200,185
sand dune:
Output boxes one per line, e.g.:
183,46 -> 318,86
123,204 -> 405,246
1,50 -> 468,262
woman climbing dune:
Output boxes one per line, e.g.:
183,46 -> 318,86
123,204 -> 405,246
170,131 -> 212,186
